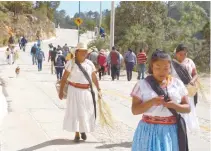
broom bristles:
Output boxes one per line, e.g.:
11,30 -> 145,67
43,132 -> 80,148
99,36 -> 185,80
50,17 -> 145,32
98,97 -> 114,128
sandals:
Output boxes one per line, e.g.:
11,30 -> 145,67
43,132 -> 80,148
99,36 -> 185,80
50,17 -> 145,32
74,133 -> 87,142
81,133 -> 87,140
74,135 -> 80,143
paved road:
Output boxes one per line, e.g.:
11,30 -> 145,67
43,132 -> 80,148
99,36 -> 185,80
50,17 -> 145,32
0,29 -> 210,151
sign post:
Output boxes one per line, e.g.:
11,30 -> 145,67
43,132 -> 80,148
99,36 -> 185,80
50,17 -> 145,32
74,17 -> 83,43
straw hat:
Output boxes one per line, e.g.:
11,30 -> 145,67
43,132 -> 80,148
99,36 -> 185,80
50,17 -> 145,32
88,48 -> 93,54
75,42 -> 88,51
93,47 -> 98,52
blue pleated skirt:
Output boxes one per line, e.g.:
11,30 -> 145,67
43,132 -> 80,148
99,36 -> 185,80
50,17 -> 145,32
132,120 -> 179,151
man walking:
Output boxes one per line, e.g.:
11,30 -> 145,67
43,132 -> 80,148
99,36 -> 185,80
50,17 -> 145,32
108,46 -> 121,81
55,50 -> 66,81
48,47 -> 57,74
31,44 -> 38,65
137,48 -> 147,80
124,48 -> 137,81
62,44 -> 69,58
36,48 -> 45,71
21,36 -> 27,52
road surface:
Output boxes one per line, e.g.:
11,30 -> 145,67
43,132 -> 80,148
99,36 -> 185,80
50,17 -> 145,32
0,29 -> 210,151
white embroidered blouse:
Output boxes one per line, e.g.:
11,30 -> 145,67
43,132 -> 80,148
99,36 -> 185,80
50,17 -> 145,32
131,77 -> 188,117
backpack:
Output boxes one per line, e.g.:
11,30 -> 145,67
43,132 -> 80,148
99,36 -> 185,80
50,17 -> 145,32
37,51 -> 43,60
31,46 -> 37,54
55,55 -> 64,67
110,51 -> 119,65
98,54 -> 107,66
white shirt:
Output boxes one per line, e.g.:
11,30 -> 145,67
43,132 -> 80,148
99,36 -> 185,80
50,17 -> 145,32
131,77 -> 188,117
65,59 -> 96,84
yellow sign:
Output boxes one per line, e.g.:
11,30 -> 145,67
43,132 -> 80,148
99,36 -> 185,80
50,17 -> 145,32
74,18 -> 83,26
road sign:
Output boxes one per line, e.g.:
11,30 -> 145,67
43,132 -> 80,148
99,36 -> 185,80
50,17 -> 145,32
74,18 -> 83,26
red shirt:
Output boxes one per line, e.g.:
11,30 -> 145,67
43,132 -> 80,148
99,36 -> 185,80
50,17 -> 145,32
137,52 -> 147,64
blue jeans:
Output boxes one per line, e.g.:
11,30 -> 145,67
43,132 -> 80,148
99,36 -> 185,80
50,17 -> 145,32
32,54 -> 37,65
137,64 -> 145,79
126,62 -> 135,81
56,67 -> 64,80
37,60 -> 42,71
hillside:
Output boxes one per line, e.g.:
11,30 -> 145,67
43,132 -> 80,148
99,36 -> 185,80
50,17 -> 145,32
0,2 -> 59,47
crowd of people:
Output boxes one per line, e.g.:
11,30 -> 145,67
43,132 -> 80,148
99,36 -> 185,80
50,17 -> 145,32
2,33 -> 200,151
56,42 -> 200,151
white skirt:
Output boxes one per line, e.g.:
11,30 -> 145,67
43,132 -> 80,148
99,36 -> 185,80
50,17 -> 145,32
181,96 -> 200,132
63,85 -> 95,133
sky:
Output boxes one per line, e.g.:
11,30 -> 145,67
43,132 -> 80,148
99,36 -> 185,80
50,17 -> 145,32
58,1 -> 120,18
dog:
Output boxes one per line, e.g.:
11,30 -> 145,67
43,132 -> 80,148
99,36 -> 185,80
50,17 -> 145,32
15,66 -> 20,77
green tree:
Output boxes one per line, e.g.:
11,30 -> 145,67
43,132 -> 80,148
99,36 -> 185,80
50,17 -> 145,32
4,2 -> 33,16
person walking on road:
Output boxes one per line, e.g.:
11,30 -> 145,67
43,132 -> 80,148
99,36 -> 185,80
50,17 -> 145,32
131,49 -> 190,151
48,45 -> 57,74
55,50 -> 66,81
36,48 -> 45,71
108,46 -> 121,81
21,36 -> 27,52
171,44 -> 200,131
6,44 -> 16,65
87,47 -> 99,69
97,49 -> 107,80
124,48 -> 137,81
18,36 -> 23,50
31,44 -> 38,65
37,37 -> 42,49
8,34 -> 15,45
59,42 -> 102,142
62,44 -> 70,58
105,49 -> 111,75
137,48 -> 147,80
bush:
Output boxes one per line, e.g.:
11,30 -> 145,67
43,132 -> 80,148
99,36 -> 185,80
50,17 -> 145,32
88,36 -> 110,50
79,27 -> 87,35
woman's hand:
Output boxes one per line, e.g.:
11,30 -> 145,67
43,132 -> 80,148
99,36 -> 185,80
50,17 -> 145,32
98,90 -> 102,100
163,100 -> 177,109
189,81 -> 195,86
151,96 -> 165,106
59,90 -> 63,100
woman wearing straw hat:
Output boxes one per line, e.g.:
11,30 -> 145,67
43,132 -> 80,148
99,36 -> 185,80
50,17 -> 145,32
59,42 -> 102,142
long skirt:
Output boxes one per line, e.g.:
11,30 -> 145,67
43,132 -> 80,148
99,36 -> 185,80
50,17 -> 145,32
63,85 -> 95,133
132,120 -> 178,151
181,96 -> 200,132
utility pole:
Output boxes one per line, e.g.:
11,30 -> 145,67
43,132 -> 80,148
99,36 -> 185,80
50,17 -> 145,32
99,1 -> 102,28
78,1 -> 80,43
110,1 -> 115,51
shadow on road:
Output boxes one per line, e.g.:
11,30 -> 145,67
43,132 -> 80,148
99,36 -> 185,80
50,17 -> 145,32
17,139 -> 101,151
96,141 -> 132,149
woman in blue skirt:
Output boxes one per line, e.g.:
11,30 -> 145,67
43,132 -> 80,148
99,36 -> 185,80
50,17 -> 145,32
130,50 -> 190,151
